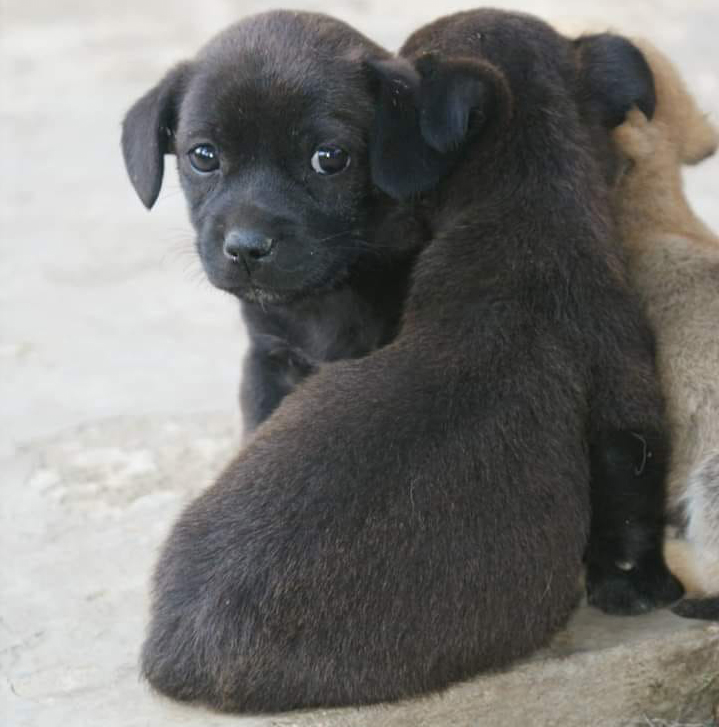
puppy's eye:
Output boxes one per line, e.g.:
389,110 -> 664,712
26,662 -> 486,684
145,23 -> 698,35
311,146 -> 350,175
188,144 -> 220,173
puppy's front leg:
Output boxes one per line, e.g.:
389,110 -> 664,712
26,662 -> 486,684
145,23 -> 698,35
240,334 -> 316,434
586,427 -> 683,614
580,280 -> 683,614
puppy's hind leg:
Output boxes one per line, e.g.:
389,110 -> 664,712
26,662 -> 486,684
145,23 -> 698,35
671,452 -> 719,620
672,595 -> 719,620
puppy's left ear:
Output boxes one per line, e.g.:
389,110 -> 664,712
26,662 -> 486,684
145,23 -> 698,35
575,34 -> 655,128
364,57 -> 449,199
414,54 -> 507,154
121,62 -> 191,209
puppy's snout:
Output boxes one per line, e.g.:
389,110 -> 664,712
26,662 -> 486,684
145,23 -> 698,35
223,229 -> 275,263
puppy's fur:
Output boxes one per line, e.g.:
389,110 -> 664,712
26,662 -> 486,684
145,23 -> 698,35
139,11 -> 680,711
123,11 -> 679,616
122,11 -> 424,432
611,40 -> 719,619
377,19 -> 682,617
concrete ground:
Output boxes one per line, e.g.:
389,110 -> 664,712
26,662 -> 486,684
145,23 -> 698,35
1,0 -> 718,725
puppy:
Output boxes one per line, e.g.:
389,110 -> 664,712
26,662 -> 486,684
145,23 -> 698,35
387,15 -> 683,618
610,40 -> 719,620
122,11 -> 425,433
122,10 -> 679,617
138,10 -> 680,712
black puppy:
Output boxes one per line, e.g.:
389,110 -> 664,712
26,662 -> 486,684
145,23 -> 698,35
122,11 -> 424,432
136,10 -> 680,712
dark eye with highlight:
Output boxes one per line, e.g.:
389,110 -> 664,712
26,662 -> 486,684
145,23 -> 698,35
311,145 -> 350,175
188,144 -> 219,173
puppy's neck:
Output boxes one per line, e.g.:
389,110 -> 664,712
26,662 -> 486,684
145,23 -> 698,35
615,149 -> 717,258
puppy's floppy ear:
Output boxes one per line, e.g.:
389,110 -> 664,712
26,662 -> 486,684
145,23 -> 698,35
414,54 -> 502,154
365,55 -> 505,200
121,63 -> 190,209
364,57 -> 449,200
575,34 -> 655,128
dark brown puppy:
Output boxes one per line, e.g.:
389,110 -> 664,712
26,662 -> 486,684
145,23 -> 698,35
140,10 -> 678,712
122,12 -> 424,433
381,15 -> 684,616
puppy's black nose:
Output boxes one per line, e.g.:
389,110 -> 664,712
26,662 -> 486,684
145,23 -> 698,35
223,229 -> 275,263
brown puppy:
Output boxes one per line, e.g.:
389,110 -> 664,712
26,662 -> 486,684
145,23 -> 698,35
612,40 -> 719,619
141,10 -> 679,711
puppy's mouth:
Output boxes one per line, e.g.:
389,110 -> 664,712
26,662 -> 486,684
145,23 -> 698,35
201,251 -> 355,305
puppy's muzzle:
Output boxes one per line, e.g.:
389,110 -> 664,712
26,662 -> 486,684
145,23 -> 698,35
223,228 -> 276,265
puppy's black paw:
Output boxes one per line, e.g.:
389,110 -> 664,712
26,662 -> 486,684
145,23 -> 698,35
671,596 -> 719,621
586,561 -> 684,615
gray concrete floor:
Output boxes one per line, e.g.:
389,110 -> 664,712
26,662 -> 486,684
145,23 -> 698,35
2,1 -> 718,725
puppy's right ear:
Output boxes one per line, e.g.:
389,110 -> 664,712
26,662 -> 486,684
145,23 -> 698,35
121,63 -> 190,209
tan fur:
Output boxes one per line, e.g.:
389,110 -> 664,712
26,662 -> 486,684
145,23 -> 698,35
613,39 -> 719,596
664,538 -> 719,595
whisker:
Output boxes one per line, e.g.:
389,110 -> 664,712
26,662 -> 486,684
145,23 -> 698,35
316,229 -> 359,243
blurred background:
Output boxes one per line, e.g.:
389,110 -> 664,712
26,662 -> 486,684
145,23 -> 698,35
1,2 -> 718,725
2,0 -> 718,454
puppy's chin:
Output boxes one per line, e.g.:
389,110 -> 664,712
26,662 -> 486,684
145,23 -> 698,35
204,263 -> 352,306
242,286 -> 305,306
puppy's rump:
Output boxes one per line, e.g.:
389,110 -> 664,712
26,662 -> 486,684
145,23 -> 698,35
142,331 -> 590,710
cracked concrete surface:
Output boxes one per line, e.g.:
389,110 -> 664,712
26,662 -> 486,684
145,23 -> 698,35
2,1 -> 718,725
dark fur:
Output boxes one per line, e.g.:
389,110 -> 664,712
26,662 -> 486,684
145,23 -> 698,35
672,596 -> 719,620
388,12 -> 681,616
137,10 -> 680,712
587,429 -> 680,612
238,255 -> 415,430
121,11 -> 425,433
121,12 -> 677,617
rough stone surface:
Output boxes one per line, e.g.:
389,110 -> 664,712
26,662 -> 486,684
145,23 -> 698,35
3,415 -> 718,727
2,1 -> 718,725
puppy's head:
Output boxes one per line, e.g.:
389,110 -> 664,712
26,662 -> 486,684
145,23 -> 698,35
367,10 -> 660,200
122,11 -> 402,304
611,39 -> 718,168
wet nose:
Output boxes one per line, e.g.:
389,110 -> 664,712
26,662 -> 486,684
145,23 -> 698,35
223,229 -> 275,263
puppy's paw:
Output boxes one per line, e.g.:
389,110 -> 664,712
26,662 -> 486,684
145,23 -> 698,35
671,596 -> 719,621
586,561 -> 684,615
